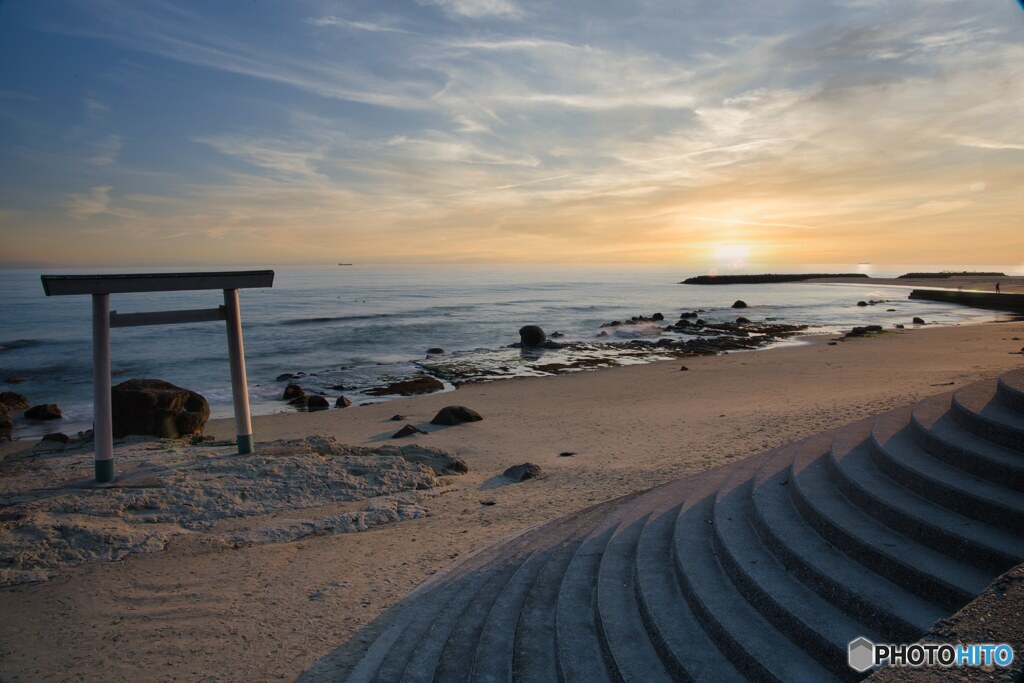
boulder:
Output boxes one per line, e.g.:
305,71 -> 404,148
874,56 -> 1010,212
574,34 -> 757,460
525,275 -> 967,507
519,325 -> 547,347
503,462 -> 542,482
289,396 -> 309,407
430,406 -> 483,426
731,300 -> 748,309
856,301 -> 868,307
111,379 -> 208,439
365,376 -> 444,396
652,312 -> 665,321
540,340 -> 564,349
0,391 -> 29,411
25,404 -> 63,420
735,317 -> 751,325
426,347 -> 445,355
283,384 -> 305,400
41,432 -> 69,444
392,424 -> 426,438
912,317 -> 926,325
335,396 -> 352,408
390,414 -> 406,421
307,395 -> 330,412
0,405 -> 11,440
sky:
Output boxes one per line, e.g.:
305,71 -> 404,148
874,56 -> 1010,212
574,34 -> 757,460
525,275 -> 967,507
0,0 -> 1022,269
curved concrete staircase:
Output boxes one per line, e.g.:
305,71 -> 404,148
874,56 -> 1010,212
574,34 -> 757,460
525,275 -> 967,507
340,370 -> 1024,682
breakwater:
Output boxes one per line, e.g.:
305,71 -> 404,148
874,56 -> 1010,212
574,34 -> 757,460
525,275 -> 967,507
909,289 -> 1024,313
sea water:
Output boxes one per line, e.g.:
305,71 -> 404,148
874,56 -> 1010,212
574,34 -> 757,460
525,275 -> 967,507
0,264 -> 1015,439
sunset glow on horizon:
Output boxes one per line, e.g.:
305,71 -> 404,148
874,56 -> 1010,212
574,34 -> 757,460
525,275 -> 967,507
1,1 -> 1022,268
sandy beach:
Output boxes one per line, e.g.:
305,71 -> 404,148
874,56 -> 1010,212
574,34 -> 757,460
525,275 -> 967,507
2,318 -> 1023,681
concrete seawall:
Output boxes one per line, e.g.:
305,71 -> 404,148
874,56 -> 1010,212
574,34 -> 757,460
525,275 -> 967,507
909,289 -> 1024,313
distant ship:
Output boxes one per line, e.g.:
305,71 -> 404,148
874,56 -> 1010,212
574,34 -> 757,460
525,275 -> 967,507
338,263 -> 353,266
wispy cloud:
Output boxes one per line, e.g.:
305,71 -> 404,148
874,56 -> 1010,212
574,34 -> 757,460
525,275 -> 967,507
418,0 -> 523,19
67,186 -> 113,220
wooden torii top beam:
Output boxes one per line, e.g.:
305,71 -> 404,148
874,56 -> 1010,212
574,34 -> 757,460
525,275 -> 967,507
41,270 -> 274,483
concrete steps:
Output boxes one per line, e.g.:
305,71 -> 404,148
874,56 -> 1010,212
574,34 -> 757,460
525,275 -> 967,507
338,371 -> 1024,681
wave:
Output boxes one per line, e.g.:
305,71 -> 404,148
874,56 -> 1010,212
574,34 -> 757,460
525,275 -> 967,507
277,313 -> 393,326
0,339 -> 44,353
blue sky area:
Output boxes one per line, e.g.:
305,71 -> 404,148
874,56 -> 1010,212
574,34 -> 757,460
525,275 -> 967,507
1,1 -> 1022,267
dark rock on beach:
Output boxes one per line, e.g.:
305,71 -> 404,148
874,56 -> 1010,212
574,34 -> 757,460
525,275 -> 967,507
913,317 -> 926,325
25,404 -> 63,421
651,312 -> 664,321
306,395 -> 330,412
519,325 -> 547,347
335,396 -> 352,408
503,462 -> 542,482
365,376 -> 444,396
283,384 -> 305,400
390,414 -> 406,421
426,347 -> 445,355
289,395 -> 309,407
41,432 -> 70,444
731,300 -> 748,309
392,424 -> 426,438
111,379 -> 208,439
735,317 -> 751,325
0,391 -> 29,411
857,301 -> 868,307
430,406 -> 483,426
0,406 -> 12,439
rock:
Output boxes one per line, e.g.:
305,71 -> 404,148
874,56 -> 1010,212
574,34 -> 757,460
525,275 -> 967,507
111,379 -> 208,438
652,312 -> 664,321
519,325 -> 547,347
735,317 -> 751,325
329,383 -> 347,391
679,365 -> 689,371
597,330 -> 609,337
289,396 -> 309,407
0,405 -> 11,439
365,376 -> 444,396
857,301 -> 868,307
307,395 -> 330,412
731,300 -> 748,309
283,383 -> 305,400
550,331 -> 565,338
895,324 -> 905,329
886,309 -> 896,312
426,347 -> 445,355
335,396 -> 352,408
390,414 -> 406,421
827,341 -> 838,345
430,406 -> 483,426
25,404 -> 63,420
276,373 -> 297,382
0,391 -> 29,411
912,317 -> 925,325
540,340 -> 564,349
559,451 -> 577,457
393,424 -> 426,438
503,462 -> 542,482
41,432 -> 70,444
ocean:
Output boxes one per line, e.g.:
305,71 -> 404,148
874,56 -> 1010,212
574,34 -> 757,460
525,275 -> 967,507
1,264 -> 1017,439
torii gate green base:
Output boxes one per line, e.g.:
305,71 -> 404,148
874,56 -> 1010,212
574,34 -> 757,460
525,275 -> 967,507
42,271 -> 274,482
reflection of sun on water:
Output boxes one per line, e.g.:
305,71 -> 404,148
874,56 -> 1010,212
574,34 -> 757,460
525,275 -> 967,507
713,243 -> 750,270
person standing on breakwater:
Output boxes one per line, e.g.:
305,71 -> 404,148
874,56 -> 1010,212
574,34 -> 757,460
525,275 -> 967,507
996,282 -> 1001,293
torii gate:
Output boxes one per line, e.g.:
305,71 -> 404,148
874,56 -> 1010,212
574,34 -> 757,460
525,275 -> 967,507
41,271 -> 275,483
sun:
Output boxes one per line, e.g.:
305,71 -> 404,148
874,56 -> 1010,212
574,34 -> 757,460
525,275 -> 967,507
713,243 -> 750,270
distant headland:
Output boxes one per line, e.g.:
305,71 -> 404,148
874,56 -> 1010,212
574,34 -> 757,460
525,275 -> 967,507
680,273 -> 868,285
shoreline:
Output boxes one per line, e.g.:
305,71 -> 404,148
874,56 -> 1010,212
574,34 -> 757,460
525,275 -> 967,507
5,320 -> 1024,680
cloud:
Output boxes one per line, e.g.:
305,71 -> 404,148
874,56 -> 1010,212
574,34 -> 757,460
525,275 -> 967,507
67,186 -> 113,220
418,0 -> 522,19
307,16 -> 412,34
